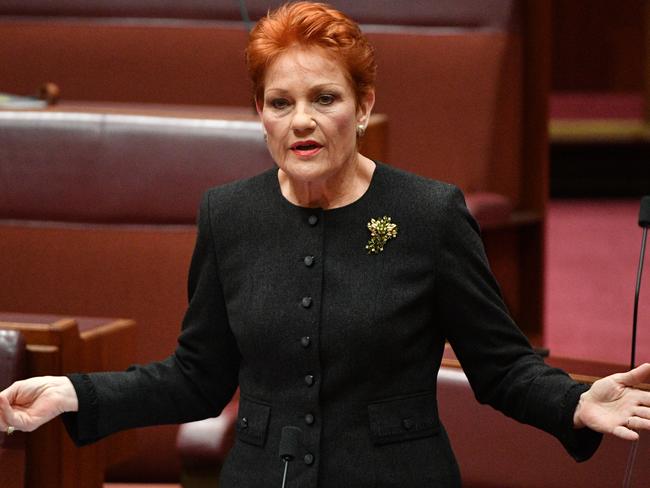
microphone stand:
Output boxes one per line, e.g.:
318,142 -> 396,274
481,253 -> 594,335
630,226 -> 647,371
281,458 -> 290,488
622,197 -> 649,488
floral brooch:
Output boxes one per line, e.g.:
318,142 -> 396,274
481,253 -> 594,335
365,216 -> 398,254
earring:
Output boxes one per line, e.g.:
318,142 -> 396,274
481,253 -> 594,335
263,133 -> 268,142
356,124 -> 366,137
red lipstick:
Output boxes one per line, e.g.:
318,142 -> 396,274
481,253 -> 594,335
290,140 -> 323,157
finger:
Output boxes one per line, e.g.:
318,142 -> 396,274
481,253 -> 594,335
617,363 -> 650,387
0,395 -> 8,427
627,416 -> 650,432
0,381 -> 19,404
0,395 -> 16,431
631,405 -> 650,419
612,425 -> 640,441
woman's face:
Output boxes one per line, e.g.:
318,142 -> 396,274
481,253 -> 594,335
258,46 -> 373,185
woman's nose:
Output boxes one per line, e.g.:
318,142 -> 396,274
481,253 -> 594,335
291,103 -> 316,131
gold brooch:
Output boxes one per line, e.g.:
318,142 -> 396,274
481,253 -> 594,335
365,216 -> 398,254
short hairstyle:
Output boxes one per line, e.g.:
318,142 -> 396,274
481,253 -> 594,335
246,2 -> 377,106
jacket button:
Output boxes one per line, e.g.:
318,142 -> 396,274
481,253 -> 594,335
300,336 -> 311,348
301,296 -> 313,308
304,413 -> 315,425
303,255 -> 315,267
402,418 -> 414,430
240,417 -> 248,429
304,453 -> 315,465
308,215 -> 318,226
304,374 -> 315,386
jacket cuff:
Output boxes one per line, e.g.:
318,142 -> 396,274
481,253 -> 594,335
559,382 -> 602,462
61,373 -> 102,446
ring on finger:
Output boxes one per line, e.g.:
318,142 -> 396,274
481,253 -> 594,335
6,425 -> 14,435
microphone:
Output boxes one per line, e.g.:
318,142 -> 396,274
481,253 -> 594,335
623,196 -> 649,488
279,426 -> 302,488
639,196 -> 650,228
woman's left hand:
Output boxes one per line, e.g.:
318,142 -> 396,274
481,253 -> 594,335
574,363 -> 650,440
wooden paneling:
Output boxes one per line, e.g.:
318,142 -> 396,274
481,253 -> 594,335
552,0 -> 646,92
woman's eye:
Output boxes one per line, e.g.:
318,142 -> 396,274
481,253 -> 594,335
316,94 -> 335,105
270,98 -> 289,110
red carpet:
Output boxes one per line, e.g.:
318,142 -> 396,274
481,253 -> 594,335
545,199 -> 650,364
550,92 -> 645,120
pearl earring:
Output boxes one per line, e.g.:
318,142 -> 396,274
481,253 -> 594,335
356,124 -> 366,137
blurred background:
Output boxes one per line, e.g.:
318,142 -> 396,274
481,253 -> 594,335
0,1 -> 649,487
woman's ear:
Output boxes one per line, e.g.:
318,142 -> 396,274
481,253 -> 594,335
357,89 -> 375,128
255,97 -> 268,141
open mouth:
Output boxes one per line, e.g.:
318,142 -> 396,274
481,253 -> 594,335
294,143 -> 320,150
290,141 -> 323,156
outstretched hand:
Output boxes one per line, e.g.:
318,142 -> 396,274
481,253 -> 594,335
0,376 -> 78,434
574,363 -> 650,441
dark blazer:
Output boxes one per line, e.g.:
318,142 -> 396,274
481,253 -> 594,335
65,162 -> 601,487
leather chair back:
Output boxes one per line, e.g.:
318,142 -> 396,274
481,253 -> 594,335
0,108 -> 271,224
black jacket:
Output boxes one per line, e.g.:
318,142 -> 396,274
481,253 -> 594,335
65,162 -> 601,487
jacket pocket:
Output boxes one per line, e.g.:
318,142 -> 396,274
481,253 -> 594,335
236,396 -> 271,447
368,391 -> 440,445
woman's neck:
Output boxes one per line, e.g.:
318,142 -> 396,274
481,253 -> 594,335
278,155 -> 375,209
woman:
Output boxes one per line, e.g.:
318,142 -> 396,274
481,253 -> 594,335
1,3 -> 650,487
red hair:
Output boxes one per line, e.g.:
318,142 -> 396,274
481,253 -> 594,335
246,2 -> 377,106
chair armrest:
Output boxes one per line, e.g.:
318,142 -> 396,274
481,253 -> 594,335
0,329 -> 26,488
465,192 -> 513,229
176,393 -> 239,471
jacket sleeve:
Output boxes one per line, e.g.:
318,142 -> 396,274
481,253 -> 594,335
62,190 -> 241,445
435,185 -> 601,461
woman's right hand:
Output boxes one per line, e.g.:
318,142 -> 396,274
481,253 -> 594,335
0,376 -> 78,433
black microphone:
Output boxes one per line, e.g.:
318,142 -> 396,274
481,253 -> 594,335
279,426 -> 302,488
639,196 -> 650,228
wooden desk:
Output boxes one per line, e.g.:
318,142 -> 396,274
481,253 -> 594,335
0,434 -> 26,488
0,313 -> 136,488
